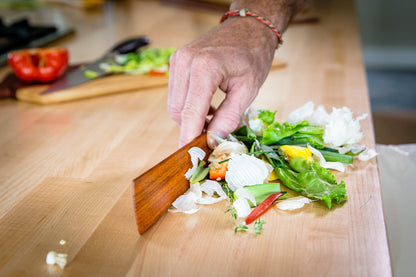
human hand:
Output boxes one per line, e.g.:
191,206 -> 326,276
167,17 -> 277,147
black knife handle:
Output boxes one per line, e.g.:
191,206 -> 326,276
110,36 -> 151,54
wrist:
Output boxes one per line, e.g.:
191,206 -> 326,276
220,16 -> 277,55
230,0 -> 304,34
220,9 -> 282,48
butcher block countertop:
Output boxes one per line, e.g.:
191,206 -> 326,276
0,0 -> 392,276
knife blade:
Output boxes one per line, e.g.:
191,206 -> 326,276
41,36 -> 150,95
132,133 -> 210,234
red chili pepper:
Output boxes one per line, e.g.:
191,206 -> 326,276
245,192 -> 284,225
8,48 -> 69,83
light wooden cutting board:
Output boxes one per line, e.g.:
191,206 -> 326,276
15,73 -> 170,105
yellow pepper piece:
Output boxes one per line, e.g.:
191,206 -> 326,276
261,156 -> 279,181
280,145 -> 312,161
269,169 -> 279,181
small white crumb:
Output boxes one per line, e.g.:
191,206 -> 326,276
59,240 -> 66,245
46,251 -> 68,269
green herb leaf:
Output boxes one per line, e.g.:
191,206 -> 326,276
234,224 -> 249,233
254,219 -> 266,234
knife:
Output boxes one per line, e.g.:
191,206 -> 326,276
132,133 -> 210,234
41,36 -> 150,95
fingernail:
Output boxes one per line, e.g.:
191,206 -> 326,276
207,131 -> 226,149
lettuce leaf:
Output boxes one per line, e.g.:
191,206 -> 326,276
258,109 -> 277,125
260,120 -> 325,149
267,155 -> 347,209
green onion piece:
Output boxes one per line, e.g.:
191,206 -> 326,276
84,70 -> 99,79
319,149 -> 353,164
218,159 -> 229,164
247,150 -> 276,155
189,161 -> 209,184
272,138 -> 308,147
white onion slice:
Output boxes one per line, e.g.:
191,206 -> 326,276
170,181 -> 227,213
308,145 -> 345,172
234,187 -> 256,206
240,105 -> 259,127
350,144 -> 366,154
197,180 -> 227,205
287,102 -> 368,148
323,107 -> 366,147
225,153 -> 270,191
358,148 -> 378,161
233,197 -> 252,218
170,194 -> 200,214
276,196 -> 312,210
184,147 -> 206,179
208,141 -> 248,163
248,118 -> 266,136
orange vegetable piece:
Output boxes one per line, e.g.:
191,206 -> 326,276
209,161 -> 228,180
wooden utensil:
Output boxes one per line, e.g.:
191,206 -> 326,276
132,133 -> 210,234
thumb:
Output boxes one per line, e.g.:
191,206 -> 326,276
207,84 -> 258,145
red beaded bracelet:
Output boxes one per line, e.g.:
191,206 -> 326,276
219,9 -> 283,48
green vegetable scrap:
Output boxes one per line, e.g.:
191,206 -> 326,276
231,109 -> 352,209
84,70 -> 99,79
189,161 -> 209,184
271,156 -> 347,209
102,47 -> 176,75
261,121 -> 325,149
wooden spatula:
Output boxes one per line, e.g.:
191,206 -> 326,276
132,133 -> 210,234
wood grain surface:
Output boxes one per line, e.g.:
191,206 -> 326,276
0,0 -> 392,276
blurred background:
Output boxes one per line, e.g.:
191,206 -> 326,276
355,0 -> 416,144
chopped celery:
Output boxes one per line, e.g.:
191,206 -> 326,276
242,183 -> 283,206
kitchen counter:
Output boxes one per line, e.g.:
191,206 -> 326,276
0,0 -> 392,276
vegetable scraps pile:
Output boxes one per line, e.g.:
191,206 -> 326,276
99,47 -> 176,76
170,102 -> 377,234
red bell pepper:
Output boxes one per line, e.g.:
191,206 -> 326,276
245,192 -> 285,225
8,47 -> 69,83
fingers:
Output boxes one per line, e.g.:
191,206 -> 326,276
179,57 -> 222,146
207,80 -> 259,145
167,49 -> 192,126
168,47 -> 222,147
